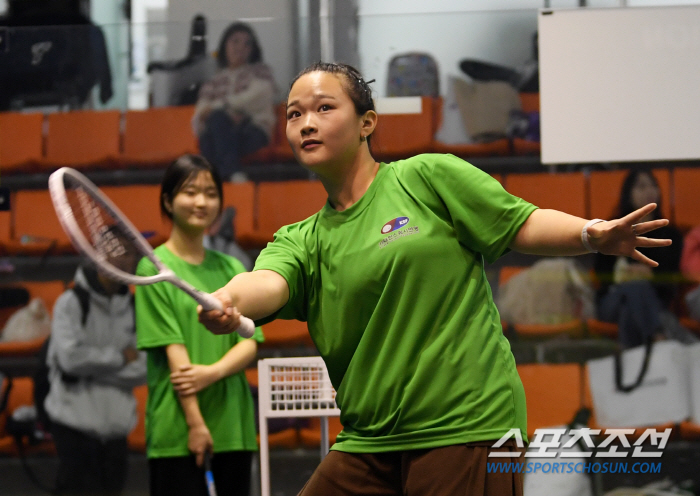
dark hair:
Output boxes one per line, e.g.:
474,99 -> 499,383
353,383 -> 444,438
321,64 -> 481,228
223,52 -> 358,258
216,22 -> 262,68
617,169 -> 662,220
289,62 -> 376,145
160,154 -> 223,219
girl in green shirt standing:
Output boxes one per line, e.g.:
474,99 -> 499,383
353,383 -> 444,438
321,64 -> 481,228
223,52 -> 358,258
199,63 -> 671,495
135,155 -> 263,496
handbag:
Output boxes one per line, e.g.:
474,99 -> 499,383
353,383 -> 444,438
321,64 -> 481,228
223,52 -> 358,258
587,340 -> 690,428
689,342 -> 700,424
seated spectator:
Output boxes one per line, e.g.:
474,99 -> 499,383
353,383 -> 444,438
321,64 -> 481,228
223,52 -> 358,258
681,224 -> 700,281
593,170 -> 685,348
44,261 -> 146,495
193,22 -> 276,182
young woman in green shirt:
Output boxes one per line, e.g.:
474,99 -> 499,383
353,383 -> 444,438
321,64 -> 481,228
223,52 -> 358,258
199,63 -> 671,495
135,155 -> 263,496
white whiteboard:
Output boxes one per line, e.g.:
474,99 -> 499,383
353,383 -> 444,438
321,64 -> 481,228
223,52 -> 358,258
539,6 -> 700,164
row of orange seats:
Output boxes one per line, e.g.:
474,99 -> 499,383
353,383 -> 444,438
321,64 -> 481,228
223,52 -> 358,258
0,280 -> 314,350
0,96 -> 538,174
0,180 -> 327,256
3,166 -> 700,258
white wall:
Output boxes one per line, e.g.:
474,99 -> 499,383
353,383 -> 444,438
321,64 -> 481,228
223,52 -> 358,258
356,0 -> 700,97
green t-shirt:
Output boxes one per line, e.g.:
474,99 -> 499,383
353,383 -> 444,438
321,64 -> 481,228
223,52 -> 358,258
135,246 -> 264,458
254,154 -> 537,453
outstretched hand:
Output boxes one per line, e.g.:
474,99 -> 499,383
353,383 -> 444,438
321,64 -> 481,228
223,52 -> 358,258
586,203 -> 672,266
197,288 -> 243,335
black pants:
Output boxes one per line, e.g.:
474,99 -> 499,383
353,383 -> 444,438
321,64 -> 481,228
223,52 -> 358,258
51,422 -> 128,496
148,451 -> 253,496
198,109 -> 269,178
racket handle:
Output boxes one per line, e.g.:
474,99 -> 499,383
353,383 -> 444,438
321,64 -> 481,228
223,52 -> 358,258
204,452 -> 218,496
199,292 -> 256,339
237,316 -> 256,339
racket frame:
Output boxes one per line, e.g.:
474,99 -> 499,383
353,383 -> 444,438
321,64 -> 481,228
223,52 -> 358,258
48,167 -> 255,337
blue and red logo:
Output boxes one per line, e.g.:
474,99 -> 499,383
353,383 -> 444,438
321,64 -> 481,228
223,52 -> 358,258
381,217 -> 409,234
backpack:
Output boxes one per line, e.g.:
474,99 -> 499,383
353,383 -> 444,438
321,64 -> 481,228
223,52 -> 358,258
386,52 -> 440,97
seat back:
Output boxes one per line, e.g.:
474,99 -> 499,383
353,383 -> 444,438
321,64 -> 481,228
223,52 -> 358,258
123,106 -> 198,165
0,112 -> 44,172
518,363 -> 582,437
45,110 -> 121,168
505,172 -> 587,218
101,185 -> 170,245
21,281 -> 67,314
387,53 -> 440,97
127,384 -> 147,453
222,182 -> 256,243
372,96 -> 436,160
589,169 -> 671,221
673,167 -> 700,231
12,190 -> 70,247
256,181 -> 327,237
0,211 -> 11,254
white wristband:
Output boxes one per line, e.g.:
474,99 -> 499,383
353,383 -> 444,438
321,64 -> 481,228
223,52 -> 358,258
581,219 -> 605,253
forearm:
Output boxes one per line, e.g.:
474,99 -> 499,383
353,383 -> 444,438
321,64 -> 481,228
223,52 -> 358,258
211,339 -> 257,381
166,344 -> 206,428
224,270 -> 289,320
510,209 -> 589,256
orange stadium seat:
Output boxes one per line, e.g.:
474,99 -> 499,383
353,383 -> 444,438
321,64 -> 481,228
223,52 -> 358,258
519,93 -> 540,113
0,112 -> 44,173
589,169 -> 671,222
518,363 -> 582,438
122,106 -> 199,167
511,138 -> 540,156
221,182 -> 256,247
19,280 -> 67,315
433,138 -> 511,159
260,319 -> 314,348
271,103 -> 295,163
252,181 -> 327,246
373,96 -> 437,161
43,110 -> 121,170
586,318 -> 619,340
299,416 -> 343,448
672,167 -> 700,232
127,384 -> 147,453
0,211 -> 11,255
4,190 -> 74,255
0,376 -> 55,456
505,171 -> 587,218
101,184 -> 170,247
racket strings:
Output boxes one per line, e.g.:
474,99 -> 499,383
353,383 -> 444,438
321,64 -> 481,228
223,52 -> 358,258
63,180 -> 142,275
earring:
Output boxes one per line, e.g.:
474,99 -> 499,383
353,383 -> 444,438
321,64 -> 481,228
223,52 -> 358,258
360,135 -> 366,142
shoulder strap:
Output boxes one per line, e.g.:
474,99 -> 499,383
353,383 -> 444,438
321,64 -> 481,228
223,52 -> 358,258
70,286 -> 91,327
614,338 -> 654,393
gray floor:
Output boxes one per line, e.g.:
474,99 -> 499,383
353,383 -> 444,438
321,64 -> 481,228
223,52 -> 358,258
0,449 -> 322,496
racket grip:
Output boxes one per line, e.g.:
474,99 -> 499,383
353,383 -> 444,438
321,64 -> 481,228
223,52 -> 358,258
199,292 -> 255,339
236,316 -> 256,339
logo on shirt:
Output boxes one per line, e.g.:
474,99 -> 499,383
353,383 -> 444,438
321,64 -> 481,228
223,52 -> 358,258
379,216 -> 419,248
380,217 -> 409,234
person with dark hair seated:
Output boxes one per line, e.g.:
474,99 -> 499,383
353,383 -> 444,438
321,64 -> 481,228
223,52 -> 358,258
192,22 -> 276,182
593,170 -> 686,348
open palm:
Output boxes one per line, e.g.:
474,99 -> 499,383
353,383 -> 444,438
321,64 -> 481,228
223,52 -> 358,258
587,203 -> 672,266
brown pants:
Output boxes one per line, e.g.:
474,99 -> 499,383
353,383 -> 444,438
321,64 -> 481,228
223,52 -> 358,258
298,440 -> 524,496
